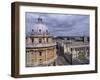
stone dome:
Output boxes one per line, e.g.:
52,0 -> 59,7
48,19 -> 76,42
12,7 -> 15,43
31,18 -> 49,35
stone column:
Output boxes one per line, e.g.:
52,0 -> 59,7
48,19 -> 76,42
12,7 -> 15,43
45,49 -> 47,61
35,51 -> 38,66
72,48 -> 76,59
76,50 -> 78,58
84,47 -> 87,58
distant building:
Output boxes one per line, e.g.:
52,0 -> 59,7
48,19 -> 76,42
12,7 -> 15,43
26,18 -> 57,67
56,36 -> 89,64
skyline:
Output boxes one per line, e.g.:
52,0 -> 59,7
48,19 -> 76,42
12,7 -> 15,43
25,12 -> 90,37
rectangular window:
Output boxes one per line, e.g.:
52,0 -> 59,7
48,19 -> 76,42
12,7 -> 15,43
39,38 -> 42,43
32,38 -> 34,43
39,51 -> 42,56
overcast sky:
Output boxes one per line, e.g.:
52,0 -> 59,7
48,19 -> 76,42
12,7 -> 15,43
25,12 -> 90,37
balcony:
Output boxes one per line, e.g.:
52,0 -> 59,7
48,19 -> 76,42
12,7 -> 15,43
26,42 -> 56,48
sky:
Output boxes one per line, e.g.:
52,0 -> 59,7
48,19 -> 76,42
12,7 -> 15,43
25,12 -> 90,37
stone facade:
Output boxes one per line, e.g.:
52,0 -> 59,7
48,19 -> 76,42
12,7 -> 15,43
65,42 -> 89,60
56,36 -> 89,64
26,18 -> 57,67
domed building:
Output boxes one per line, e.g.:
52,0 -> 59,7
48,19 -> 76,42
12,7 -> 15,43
26,17 -> 57,67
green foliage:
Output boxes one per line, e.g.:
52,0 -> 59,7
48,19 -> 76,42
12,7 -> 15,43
78,52 -> 86,60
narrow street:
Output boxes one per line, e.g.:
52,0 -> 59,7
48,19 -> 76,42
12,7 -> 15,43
56,56 -> 70,65
55,52 -> 89,66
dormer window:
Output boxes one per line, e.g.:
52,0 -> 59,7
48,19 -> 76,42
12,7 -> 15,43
32,29 -> 34,32
38,17 -> 42,23
39,29 -> 41,32
46,30 -> 48,34
31,29 -> 34,35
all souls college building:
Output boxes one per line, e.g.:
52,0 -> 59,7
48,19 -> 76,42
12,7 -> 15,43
26,18 -> 57,67
56,36 -> 89,64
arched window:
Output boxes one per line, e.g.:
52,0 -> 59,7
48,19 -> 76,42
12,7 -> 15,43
47,38 -> 48,42
32,38 -> 34,43
39,59 -> 42,64
40,59 -> 42,61
32,29 -> 34,32
39,38 -> 42,43
31,29 -> 34,35
39,51 -> 42,56
46,30 -> 48,34
39,29 -> 41,32
71,48 -> 72,52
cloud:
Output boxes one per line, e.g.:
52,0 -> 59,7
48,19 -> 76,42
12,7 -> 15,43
25,12 -> 89,36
